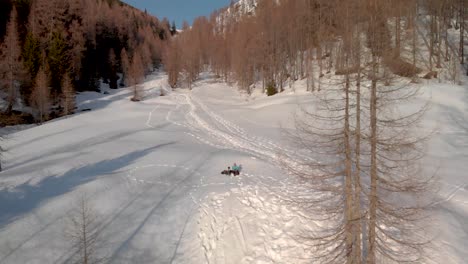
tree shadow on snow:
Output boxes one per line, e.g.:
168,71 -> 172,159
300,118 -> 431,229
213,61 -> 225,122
5,129 -> 152,173
0,143 -> 175,228
76,72 -> 168,113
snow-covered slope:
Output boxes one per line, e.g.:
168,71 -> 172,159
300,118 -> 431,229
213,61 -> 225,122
230,0 -> 257,16
216,0 -> 257,27
0,71 -> 466,263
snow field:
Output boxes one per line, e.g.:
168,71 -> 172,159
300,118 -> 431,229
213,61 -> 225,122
0,71 -> 466,263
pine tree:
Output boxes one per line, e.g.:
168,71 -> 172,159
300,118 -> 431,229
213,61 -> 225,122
171,21 -> 177,35
47,31 -> 68,93
23,32 -> 41,79
0,7 -> 24,113
22,31 -> 42,100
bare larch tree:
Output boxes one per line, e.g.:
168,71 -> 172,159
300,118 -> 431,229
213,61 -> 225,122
30,66 -> 50,124
128,51 -> 144,101
66,195 -> 104,264
61,74 -> 75,116
0,7 -> 23,114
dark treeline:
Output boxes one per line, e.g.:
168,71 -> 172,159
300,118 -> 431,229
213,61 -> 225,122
0,0 -> 173,124
166,0 -> 467,93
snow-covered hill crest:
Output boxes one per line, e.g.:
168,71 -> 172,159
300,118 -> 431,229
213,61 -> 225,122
230,0 -> 257,16
216,0 -> 257,26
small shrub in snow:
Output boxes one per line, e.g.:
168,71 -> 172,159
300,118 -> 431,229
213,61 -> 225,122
423,71 -> 438,79
266,82 -> 277,96
384,56 -> 422,78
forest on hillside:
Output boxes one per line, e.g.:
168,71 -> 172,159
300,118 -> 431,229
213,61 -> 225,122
0,0 -> 175,125
167,0 -> 467,93
3,0 -> 465,126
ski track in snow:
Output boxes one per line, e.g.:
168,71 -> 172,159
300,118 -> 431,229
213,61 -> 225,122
137,88 -> 317,262
179,93 -> 312,165
432,183 -> 468,206
149,92 -> 321,263
109,89 -> 306,263
145,105 -> 160,128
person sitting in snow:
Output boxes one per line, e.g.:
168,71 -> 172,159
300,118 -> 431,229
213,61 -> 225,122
231,163 -> 240,176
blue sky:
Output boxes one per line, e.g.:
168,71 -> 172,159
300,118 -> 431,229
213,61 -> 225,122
122,0 -> 232,28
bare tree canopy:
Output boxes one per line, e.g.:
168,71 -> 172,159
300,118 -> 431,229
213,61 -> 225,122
62,74 -> 76,116
128,51 -> 145,101
0,6 -> 23,114
30,66 -> 50,124
65,194 -> 105,264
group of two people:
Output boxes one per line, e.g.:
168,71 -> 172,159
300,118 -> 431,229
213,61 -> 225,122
221,163 -> 242,176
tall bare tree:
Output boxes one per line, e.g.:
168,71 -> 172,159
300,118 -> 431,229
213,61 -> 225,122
66,195 -> 104,264
276,1 -> 434,263
283,9 -> 360,261
120,48 -> 130,86
68,19 -> 86,79
128,52 -> 144,101
0,7 -> 24,113
459,0 -> 465,65
30,66 -> 50,124
61,74 -> 75,116
163,39 -> 181,88
364,1 -> 433,262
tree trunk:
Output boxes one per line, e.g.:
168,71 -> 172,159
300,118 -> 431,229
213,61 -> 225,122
429,15 -> 435,71
412,5 -> 418,70
437,15 -> 442,68
344,71 -> 355,263
395,13 -> 401,57
460,0 -> 465,65
354,33 -> 363,263
367,57 -> 378,264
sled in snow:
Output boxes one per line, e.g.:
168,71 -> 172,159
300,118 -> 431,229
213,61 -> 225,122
221,165 -> 242,176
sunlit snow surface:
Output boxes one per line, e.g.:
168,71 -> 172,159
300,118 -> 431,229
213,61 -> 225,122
0,72 -> 466,263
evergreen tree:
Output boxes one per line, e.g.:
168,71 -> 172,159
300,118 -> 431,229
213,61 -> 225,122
23,32 -> 41,78
22,32 -> 41,99
171,21 -> 177,35
47,31 -> 69,94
